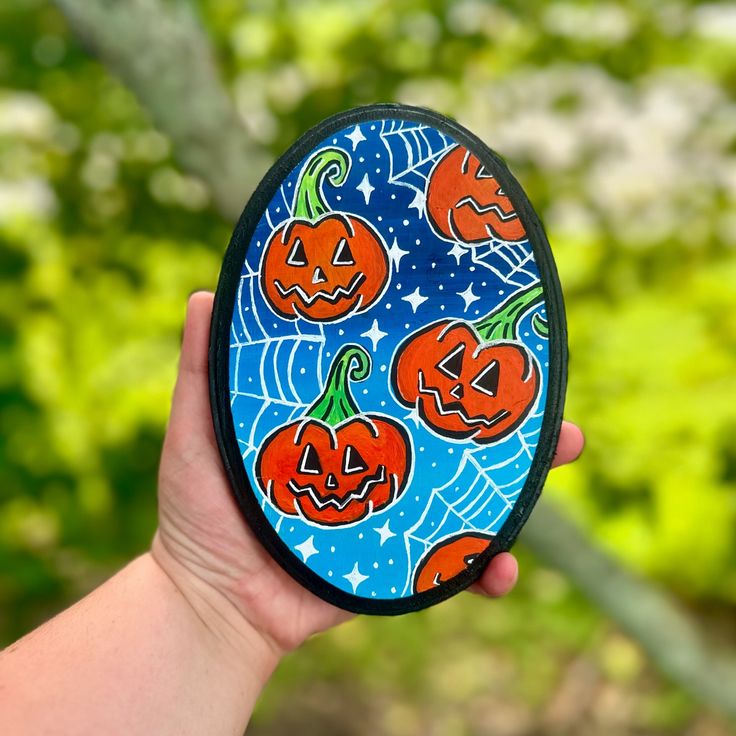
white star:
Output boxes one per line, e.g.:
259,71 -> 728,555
448,242 -> 467,265
387,237 -> 409,272
373,519 -> 396,547
360,318 -> 388,351
408,188 -> 426,215
457,283 -> 481,312
343,562 -> 368,593
345,125 -> 366,151
402,287 -> 428,314
356,173 -> 375,204
294,535 -> 318,563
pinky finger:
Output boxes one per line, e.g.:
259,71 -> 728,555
469,552 -> 519,598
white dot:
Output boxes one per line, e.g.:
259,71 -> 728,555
403,219 -> 409,226
389,559 -> 394,565
358,532 -> 364,539
373,562 -> 379,569
388,227 -> 394,233
415,239 -> 421,245
537,345 -> 543,351
377,215 -> 383,221
375,152 -> 380,158
328,570 -> 333,577
362,388 -> 369,394
300,367 -> 306,374
438,284 -> 443,291
448,447 -> 454,454
386,303 -> 392,310
330,546 -> 336,553
380,400 -> 386,406
391,194 -> 396,199
359,156 -> 365,162
380,364 -> 387,372
419,446 -> 425,452
239,422 -> 244,428
391,586 -> 397,593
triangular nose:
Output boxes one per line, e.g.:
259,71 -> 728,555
312,266 -> 327,285
450,383 -> 464,400
325,473 -> 339,490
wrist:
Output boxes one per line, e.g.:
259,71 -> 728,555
148,537 -> 282,689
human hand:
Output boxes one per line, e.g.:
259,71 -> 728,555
152,292 -> 584,667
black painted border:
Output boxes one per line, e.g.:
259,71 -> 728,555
209,104 -> 568,615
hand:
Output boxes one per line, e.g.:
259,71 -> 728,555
152,292 -> 584,663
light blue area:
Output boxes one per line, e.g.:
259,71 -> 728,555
228,119 -> 549,600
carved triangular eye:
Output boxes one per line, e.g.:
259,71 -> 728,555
475,164 -> 493,180
331,238 -> 355,266
342,444 -> 368,475
297,443 -> 322,474
436,343 -> 465,380
471,360 -> 500,397
287,238 -> 307,267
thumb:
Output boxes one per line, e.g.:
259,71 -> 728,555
167,291 -> 217,446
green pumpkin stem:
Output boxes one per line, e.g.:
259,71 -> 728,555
473,284 -> 545,342
306,344 -> 370,426
292,147 -> 350,221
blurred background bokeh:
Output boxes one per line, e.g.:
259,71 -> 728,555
1,0 -> 735,733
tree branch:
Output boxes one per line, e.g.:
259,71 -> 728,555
54,0 -> 271,221
522,500 -> 736,717
56,0 -> 736,717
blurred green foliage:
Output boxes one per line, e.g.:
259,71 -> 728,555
1,0 -> 735,733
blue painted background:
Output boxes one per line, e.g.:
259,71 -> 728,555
228,118 -> 548,600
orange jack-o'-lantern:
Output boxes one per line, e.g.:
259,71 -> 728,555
256,345 -> 412,525
413,532 -> 494,593
261,148 -> 389,322
426,145 -> 526,244
391,285 -> 543,444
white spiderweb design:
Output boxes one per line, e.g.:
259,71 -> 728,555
401,399 -> 544,595
380,119 -> 538,288
229,119 -> 549,600
230,264 -> 323,468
